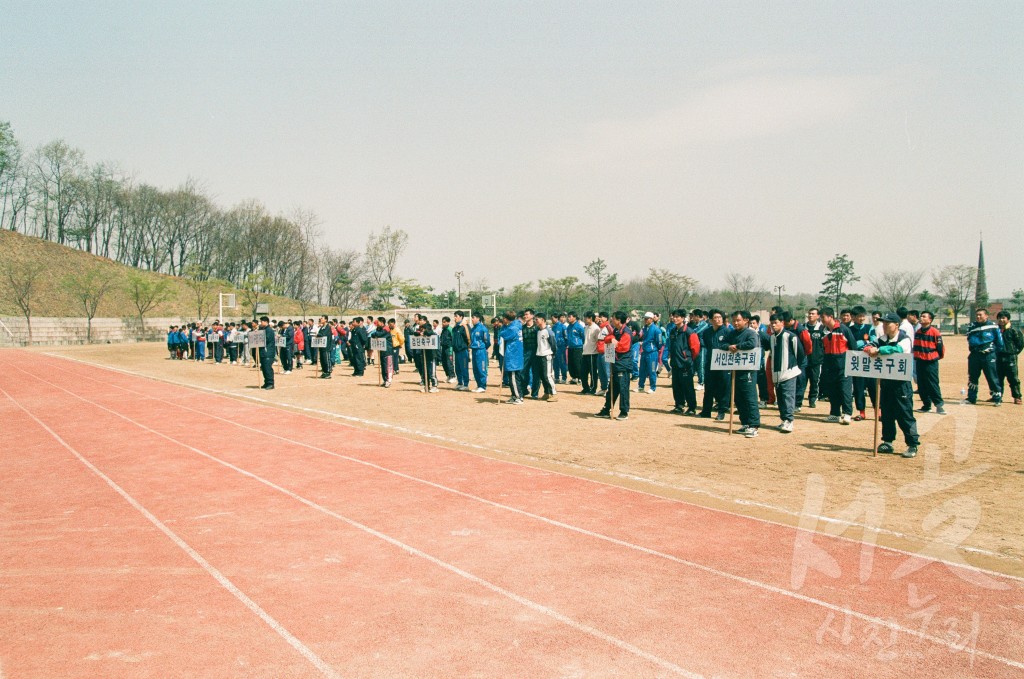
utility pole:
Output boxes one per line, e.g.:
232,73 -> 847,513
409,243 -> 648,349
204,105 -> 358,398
455,271 -> 464,304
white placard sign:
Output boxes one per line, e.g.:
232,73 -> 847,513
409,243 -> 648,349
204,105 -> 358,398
275,336 -> 288,347
208,333 -> 220,343
370,338 -> 387,352
710,348 -> 762,371
844,350 -> 913,382
604,343 -> 616,364
248,332 -> 266,348
409,335 -> 439,350
311,336 -> 327,349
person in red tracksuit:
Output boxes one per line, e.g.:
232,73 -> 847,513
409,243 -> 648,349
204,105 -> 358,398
292,320 -> 305,369
595,311 -> 634,421
820,307 -> 856,424
913,311 -> 945,414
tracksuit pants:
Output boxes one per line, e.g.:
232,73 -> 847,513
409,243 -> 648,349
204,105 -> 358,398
454,349 -> 470,387
581,354 -> 599,393
700,369 -> 731,416
775,377 -> 797,423
568,348 -> 583,381
472,348 -> 488,388
823,366 -> 853,416
601,367 -> 630,416
967,351 -> 1000,403
798,363 -> 822,407
638,352 -> 658,390
440,349 -> 455,379
416,352 -> 437,387
380,353 -> 394,383
505,365 -> 525,400
279,347 -> 293,372
195,342 -> 206,361
853,376 -> 877,412
531,355 -> 556,397
880,381 -> 920,446
672,369 -> 697,411
351,347 -> 366,375
554,348 -> 567,382
259,351 -> 275,387
214,343 -> 224,363
998,356 -> 1021,400
734,371 -> 760,428
915,359 -> 944,409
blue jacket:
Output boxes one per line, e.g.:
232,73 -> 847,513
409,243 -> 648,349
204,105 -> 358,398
552,321 -> 567,349
641,323 -> 663,353
470,322 -> 491,351
499,319 -> 524,371
967,321 -> 1003,354
567,320 -> 585,349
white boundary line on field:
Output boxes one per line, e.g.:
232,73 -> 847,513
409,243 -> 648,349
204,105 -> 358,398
6,365 -> 700,678
17,357 -> 1024,671
42,351 -> 1024,575
0,385 -> 341,679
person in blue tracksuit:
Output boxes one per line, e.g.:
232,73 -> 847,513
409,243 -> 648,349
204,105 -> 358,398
966,308 -> 1004,405
470,312 -> 491,392
552,314 -> 568,384
638,312 -> 663,392
690,310 -> 709,388
499,311 -> 525,404
566,313 -> 585,384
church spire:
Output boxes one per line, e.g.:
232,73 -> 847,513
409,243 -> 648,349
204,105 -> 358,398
975,236 -> 989,311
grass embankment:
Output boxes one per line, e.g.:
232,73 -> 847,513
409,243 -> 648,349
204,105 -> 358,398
0,230 -> 332,320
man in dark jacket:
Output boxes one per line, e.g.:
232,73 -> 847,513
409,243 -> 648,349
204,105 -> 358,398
966,308 -> 1003,405
698,310 -> 732,420
451,311 -> 472,391
316,316 -> 333,379
667,309 -> 701,415
349,317 -> 369,376
996,311 -> 1022,404
258,316 -> 276,389
799,308 -> 826,409
727,310 -> 761,437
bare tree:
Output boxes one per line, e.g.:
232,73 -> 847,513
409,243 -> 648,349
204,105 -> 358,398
645,268 -> 698,313
62,264 -> 115,342
1,259 -> 46,344
932,265 -> 976,334
183,264 -> 217,323
723,272 -> 768,312
869,270 -> 924,311
583,258 -> 622,310
365,225 -> 408,307
126,272 -> 173,334
31,140 -> 85,244
240,272 -> 273,319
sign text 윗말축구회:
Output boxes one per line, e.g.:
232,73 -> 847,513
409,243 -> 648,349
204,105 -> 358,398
409,335 -> 439,351
844,350 -> 913,382
710,348 -> 761,371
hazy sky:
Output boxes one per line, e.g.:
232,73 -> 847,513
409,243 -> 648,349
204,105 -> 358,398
3,1 -> 1022,297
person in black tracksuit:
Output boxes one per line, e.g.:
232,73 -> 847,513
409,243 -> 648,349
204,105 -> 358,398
698,310 -> 732,419
668,310 -> 700,414
315,317 -> 333,378
277,321 -> 294,373
996,311 -> 1023,403
349,317 -> 369,376
727,311 -> 761,436
866,313 -> 920,458
258,316 -> 276,389
799,310 -> 826,408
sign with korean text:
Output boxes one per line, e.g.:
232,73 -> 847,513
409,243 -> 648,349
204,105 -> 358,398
604,343 -> 616,364
207,333 -> 220,343
248,332 -> 266,348
370,338 -> 387,352
844,350 -> 913,382
276,336 -> 288,347
409,335 -> 439,351
710,348 -> 761,371
311,336 -> 327,349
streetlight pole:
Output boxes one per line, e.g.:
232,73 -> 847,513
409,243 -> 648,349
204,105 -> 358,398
773,284 -> 786,306
455,271 -> 464,305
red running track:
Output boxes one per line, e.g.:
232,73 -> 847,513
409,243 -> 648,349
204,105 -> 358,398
0,350 -> 1022,677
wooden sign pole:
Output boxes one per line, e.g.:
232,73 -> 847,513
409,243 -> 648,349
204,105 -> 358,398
872,379 -> 881,457
729,373 -> 736,435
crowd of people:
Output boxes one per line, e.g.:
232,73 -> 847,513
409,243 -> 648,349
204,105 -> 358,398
166,304 -> 1021,457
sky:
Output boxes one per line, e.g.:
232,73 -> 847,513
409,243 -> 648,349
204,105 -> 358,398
2,1 -> 1022,297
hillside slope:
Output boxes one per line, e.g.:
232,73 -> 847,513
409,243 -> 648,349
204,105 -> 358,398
0,230 -> 331,320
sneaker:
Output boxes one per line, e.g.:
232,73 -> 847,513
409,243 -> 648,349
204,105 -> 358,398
782,421 -> 794,433
631,387 -> 640,392
826,415 -> 840,423
615,413 -> 629,421
429,387 -> 439,393
512,398 -> 524,405
543,394 -> 557,402
737,426 -> 750,434
695,384 -> 705,391
684,409 -> 697,416
383,381 -> 392,388
697,412 -> 712,419
902,446 -> 918,459
446,377 -> 456,384
794,406 -> 802,413
808,400 -> 817,408
645,388 -> 655,394
671,406 -> 684,413
758,401 -> 767,408
936,405 -> 947,415
473,387 -> 486,393
852,413 -> 864,422
594,411 -> 611,419
283,370 -> 291,375
877,442 -> 895,454
840,415 -> 851,425
505,398 -> 518,404
744,428 -> 758,438
1015,398 -> 1022,405
777,422 -> 787,431
715,412 -> 726,421
917,406 -> 931,413
596,389 -> 607,396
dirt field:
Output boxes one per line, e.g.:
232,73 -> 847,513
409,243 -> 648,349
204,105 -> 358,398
40,335 -> 1024,578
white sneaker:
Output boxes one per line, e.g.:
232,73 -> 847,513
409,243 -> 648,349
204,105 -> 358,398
782,421 -> 793,433
840,414 -> 851,425
383,381 -> 391,388
695,384 -> 705,391
737,426 -> 750,434
446,377 -> 457,384
596,389 -> 607,396
429,387 -> 439,393
826,415 -> 840,423
473,387 -> 486,393
645,388 -> 655,394
283,371 -> 291,374
744,428 -> 759,439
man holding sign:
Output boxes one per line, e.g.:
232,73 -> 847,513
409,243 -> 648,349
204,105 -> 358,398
726,311 -> 761,438
863,312 -> 920,458
370,320 -> 395,387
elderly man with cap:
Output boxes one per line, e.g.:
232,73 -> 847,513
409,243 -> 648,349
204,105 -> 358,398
637,311 -> 664,393
864,312 -> 920,458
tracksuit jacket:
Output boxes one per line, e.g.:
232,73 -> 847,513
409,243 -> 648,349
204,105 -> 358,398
500,320 -> 525,371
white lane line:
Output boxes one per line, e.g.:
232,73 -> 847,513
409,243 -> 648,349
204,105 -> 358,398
7,365 -> 697,677
18,361 -> 1024,671
0,385 -> 341,679
44,352 -> 1024,575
